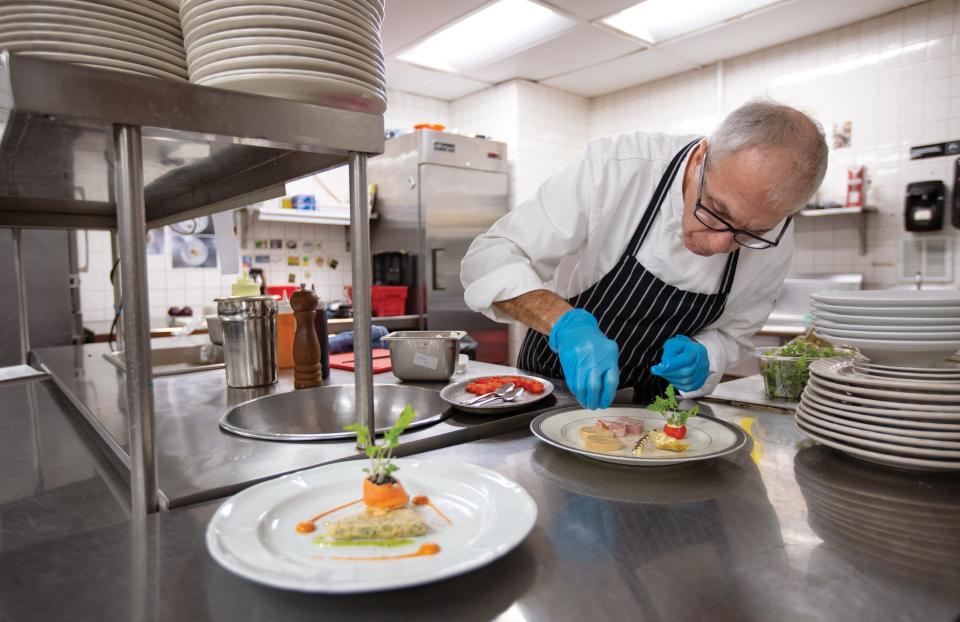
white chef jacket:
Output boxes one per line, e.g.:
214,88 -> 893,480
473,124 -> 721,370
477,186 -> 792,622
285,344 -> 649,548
460,130 -> 793,396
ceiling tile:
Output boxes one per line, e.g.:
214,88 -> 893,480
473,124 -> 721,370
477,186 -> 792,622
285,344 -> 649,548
415,75 -> 492,100
660,0 -> 919,66
543,0 -> 641,21
462,24 -> 643,83
384,59 -> 449,92
541,48 -> 696,97
381,0 -> 489,56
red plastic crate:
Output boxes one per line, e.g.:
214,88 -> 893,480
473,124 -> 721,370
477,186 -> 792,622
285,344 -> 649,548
345,285 -> 409,317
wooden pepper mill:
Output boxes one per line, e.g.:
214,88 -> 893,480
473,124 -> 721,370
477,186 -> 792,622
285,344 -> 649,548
290,283 -> 323,390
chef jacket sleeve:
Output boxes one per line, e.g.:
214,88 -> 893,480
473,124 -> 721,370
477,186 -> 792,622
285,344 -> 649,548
683,235 -> 794,398
460,139 -> 607,323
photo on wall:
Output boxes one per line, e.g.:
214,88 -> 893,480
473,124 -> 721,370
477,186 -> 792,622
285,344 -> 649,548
169,216 -> 218,269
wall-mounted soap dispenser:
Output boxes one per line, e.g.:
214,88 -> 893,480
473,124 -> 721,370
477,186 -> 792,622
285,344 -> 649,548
905,180 -> 945,232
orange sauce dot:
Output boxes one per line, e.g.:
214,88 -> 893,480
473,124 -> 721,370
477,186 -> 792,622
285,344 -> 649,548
296,522 -> 316,533
412,495 -> 429,505
418,542 -> 440,556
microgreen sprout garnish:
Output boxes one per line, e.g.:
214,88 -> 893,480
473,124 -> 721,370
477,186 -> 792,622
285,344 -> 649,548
647,384 -> 699,428
345,405 -> 416,484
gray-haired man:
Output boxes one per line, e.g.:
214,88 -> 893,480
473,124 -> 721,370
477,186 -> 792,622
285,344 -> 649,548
461,99 -> 828,409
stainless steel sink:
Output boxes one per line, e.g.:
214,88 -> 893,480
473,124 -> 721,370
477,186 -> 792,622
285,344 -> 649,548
103,344 -> 224,376
219,383 -> 449,441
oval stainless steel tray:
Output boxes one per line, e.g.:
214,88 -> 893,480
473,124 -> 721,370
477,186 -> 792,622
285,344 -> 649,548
219,384 -> 449,441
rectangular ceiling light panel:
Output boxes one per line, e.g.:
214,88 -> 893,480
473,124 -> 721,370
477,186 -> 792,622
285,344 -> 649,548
397,0 -> 578,73
602,0 -> 781,45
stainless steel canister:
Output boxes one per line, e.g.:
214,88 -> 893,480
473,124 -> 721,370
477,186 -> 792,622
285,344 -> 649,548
216,295 -> 279,388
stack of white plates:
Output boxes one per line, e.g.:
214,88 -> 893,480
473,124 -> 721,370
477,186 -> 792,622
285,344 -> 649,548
811,289 -> 960,367
0,0 -> 187,81
797,358 -> 960,472
180,0 -> 386,113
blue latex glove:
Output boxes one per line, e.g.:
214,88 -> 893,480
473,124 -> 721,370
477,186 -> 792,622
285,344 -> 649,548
650,335 -> 709,392
549,309 -> 620,410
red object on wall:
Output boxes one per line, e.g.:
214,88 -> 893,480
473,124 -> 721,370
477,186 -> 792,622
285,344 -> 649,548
846,166 -> 866,208
344,285 -> 409,317
266,285 -> 298,300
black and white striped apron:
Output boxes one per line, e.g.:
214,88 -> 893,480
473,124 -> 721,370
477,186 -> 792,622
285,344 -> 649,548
517,138 -> 740,404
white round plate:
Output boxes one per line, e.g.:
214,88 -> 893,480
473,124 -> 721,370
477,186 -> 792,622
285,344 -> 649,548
810,334 -> 960,367
854,365 -> 960,380
813,317 -> 960,332
3,0 -> 181,36
181,0 -> 380,29
811,302 -> 960,317
190,53 -> 382,87
799,398 -> 960,439
186,26 -> 382,67
798,405 -> 960,450
805,379 -> 960,415
809,374 -> 960,405
183,11 -> 378,52
812,309 -> 960,326
530,406 -> 746,466
440,375 -> 555,415
811,289 -> 960,307
11,50 -> 186,80
206,460 -> 537,593
796,414 -> 960,461
796,420 -> 960,471
855,359 -> 960,376
181,2 -> 379,42
187,40 -> 384,77
815,326 -> 960,340
196,69 -> 386,113
0,22 -> 185,59
0,40 -> 187,76
809,358 -> 960,393
801,388 -> 960,430
0,6 -> 181,44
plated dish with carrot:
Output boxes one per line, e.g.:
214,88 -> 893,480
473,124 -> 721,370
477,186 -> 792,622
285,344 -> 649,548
206,406 -> 537,593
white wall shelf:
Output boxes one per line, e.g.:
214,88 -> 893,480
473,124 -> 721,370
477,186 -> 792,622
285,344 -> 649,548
796,205 -> 876,255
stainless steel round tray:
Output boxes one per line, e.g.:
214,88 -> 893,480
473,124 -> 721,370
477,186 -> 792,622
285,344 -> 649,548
219,384 -> 449,441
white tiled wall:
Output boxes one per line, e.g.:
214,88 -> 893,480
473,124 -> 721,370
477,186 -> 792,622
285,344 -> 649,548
589,0 -> 960,288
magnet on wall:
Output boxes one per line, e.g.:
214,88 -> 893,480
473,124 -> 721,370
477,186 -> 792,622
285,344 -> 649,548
315,256 -> 325,266
270,239 -> 283,249
287,256 -> 300,266
242,255 -> 252,268
328,258 -> 339,269
301,256 -> 310,266
287,273 -> 297,283
286,240 -> 298,249
254,255 -> 270,264
303,241 -> 315,253
254,239 -> 267,249
304,270 -> 312,279
271,255 -> 283,264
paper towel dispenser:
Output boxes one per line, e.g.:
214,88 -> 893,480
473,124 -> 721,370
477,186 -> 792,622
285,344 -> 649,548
904,180 -> 945,232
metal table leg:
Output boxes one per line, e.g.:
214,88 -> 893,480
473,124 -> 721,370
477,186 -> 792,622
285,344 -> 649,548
349,152 -> 375,448
12,228 -> 29,365
113,125 -> 158,515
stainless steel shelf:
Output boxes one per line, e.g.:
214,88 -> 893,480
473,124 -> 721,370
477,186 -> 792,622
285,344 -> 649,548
0,50 -> 384,515
796,205 -> 876,255
0,52 -> 384,229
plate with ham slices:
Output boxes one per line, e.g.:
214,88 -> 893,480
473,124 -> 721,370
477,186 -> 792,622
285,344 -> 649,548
530,406 -> 747,466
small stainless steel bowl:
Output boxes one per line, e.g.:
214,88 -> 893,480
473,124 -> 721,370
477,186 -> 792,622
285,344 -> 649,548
381,330 -> 467,381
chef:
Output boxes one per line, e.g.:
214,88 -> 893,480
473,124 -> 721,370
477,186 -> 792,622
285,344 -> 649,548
461,99 -> 828,409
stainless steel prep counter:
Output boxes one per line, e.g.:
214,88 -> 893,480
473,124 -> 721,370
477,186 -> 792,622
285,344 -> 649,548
1,376 -> 957,622
32,340 -> 576,508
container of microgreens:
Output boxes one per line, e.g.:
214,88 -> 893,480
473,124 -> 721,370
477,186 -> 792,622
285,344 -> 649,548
755,335 -> 854,401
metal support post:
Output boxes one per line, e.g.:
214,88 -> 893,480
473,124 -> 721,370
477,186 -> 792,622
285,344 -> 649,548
349,152 -> 375,449
113,125 -> 158,515
11,228 -> 29,364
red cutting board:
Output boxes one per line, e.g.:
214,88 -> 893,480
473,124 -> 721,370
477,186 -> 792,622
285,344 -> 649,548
329,348 -> 392,373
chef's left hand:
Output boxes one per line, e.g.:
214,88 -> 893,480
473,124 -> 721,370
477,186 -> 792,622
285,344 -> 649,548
650,335 -> 709,392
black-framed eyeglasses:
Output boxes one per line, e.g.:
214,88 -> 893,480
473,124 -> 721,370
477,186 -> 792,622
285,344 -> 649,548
694,151 -> 792,250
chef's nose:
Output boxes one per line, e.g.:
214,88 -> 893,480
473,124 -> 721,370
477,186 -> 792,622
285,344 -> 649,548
707,230 -> 739,253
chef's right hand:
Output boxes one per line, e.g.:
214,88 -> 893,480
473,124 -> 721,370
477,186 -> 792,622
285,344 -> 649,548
549,309 -> 620,410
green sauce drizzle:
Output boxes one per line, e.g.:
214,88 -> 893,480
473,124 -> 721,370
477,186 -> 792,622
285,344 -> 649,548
313,537 -> 415,548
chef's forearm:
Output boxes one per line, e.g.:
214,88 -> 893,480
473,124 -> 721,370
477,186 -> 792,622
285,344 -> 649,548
493,289 -> 573,336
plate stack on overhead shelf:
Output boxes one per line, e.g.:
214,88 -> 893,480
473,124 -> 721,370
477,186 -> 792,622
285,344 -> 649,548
0,0 -> 188,81
179,0 -> 386,113
797,358 -> 960,472
810,289 -> 960,367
